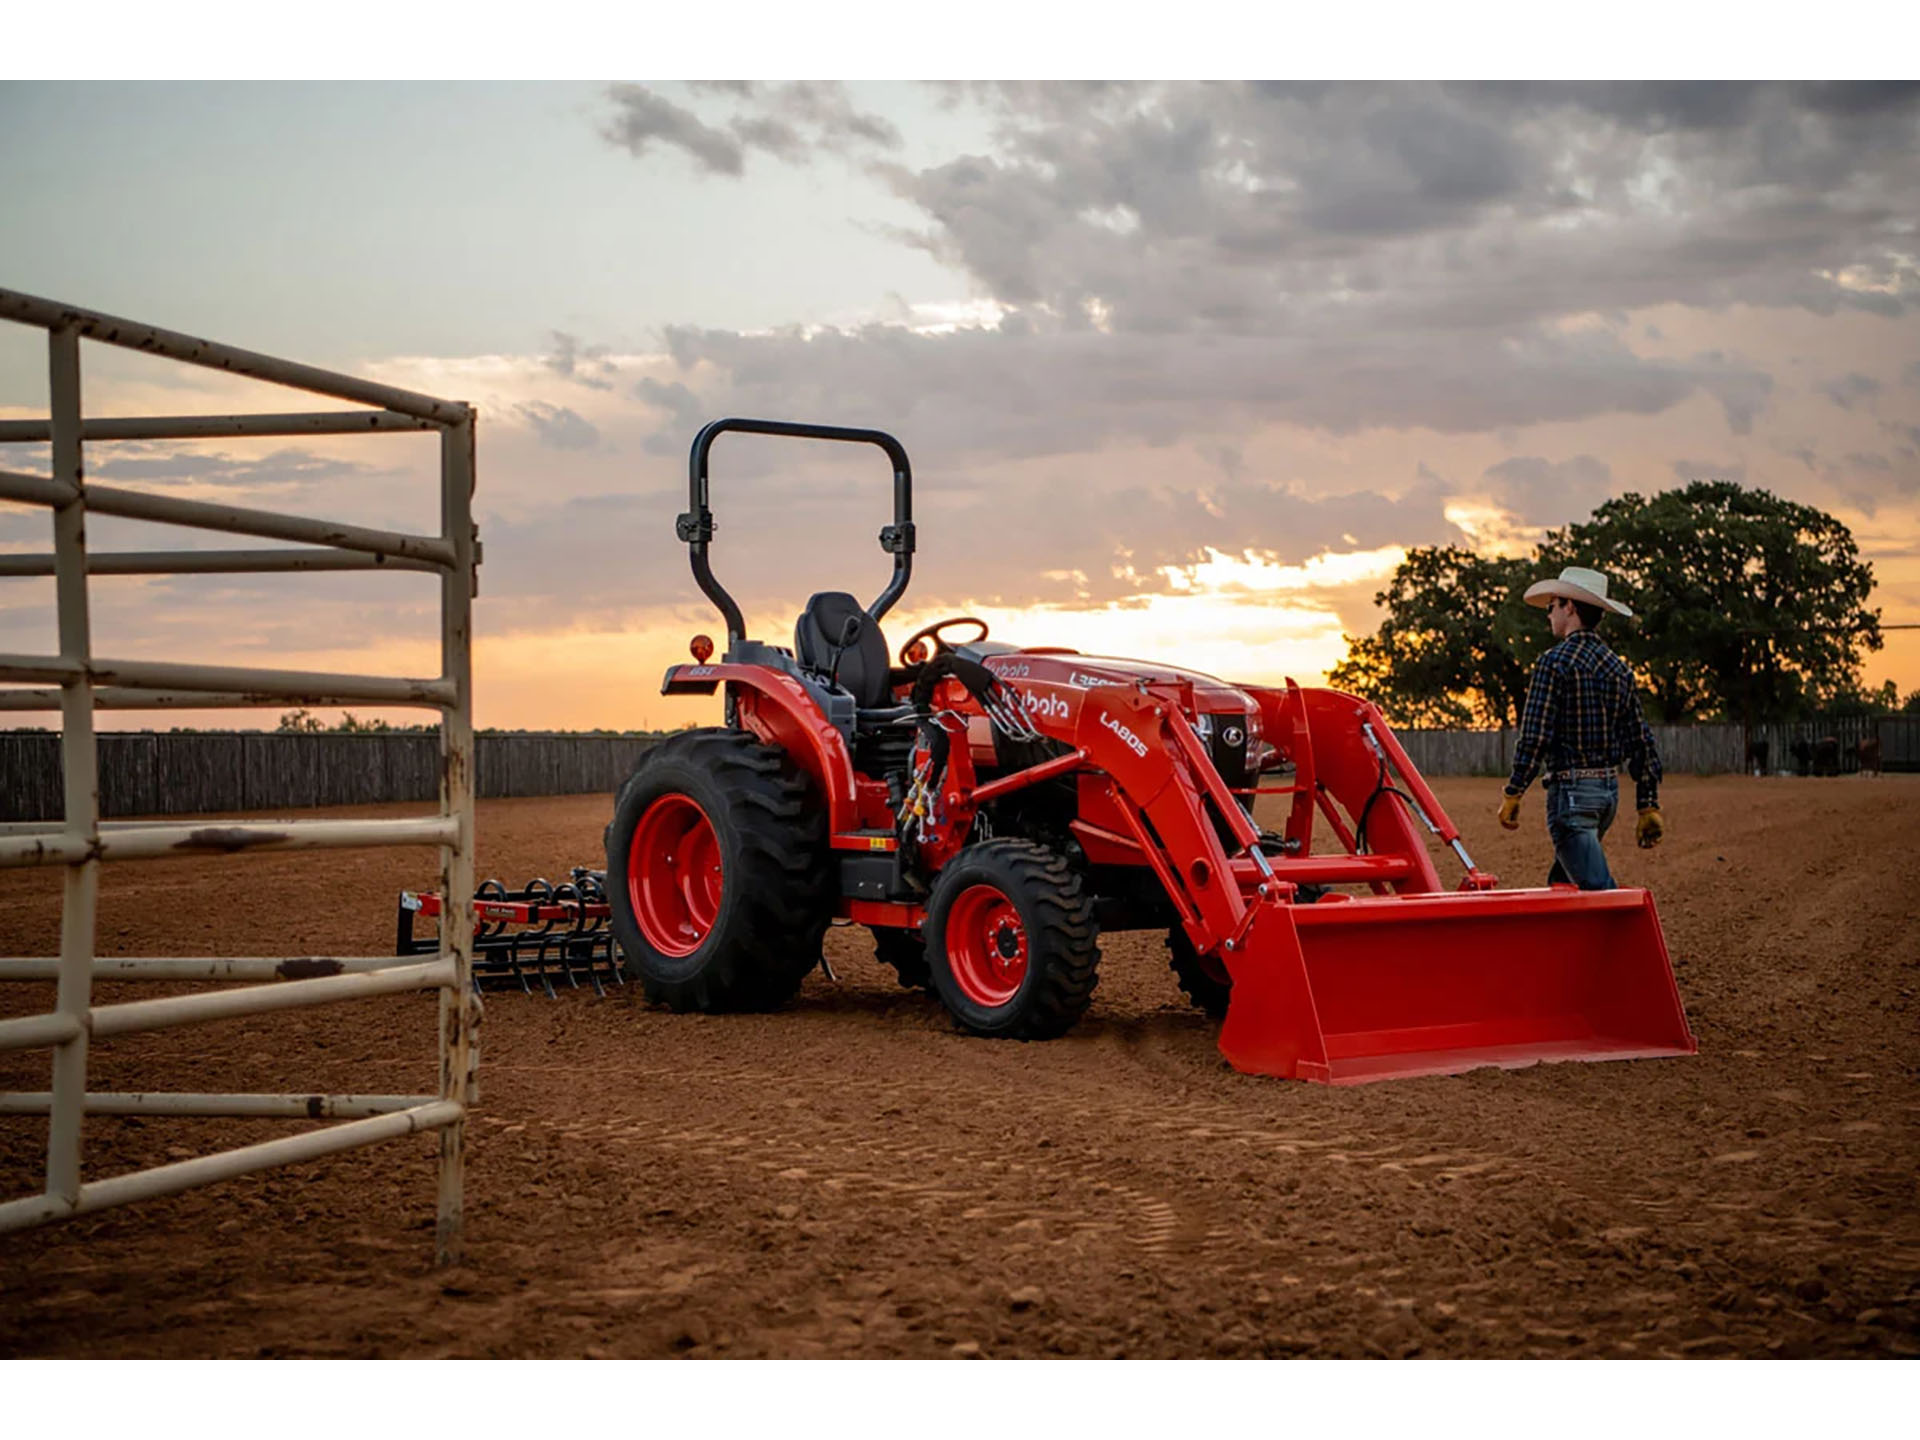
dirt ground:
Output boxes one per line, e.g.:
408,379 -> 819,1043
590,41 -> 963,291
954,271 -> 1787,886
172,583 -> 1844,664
2,774 -> 1916,1359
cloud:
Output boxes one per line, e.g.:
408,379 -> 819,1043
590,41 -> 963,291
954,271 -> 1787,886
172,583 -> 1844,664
633,377 -> 706,456
651,320 -> 1769,466
476,493 -> 690,631
1482,455 -> 1615,527
877,83 -> 1920,336
599,82 -> 901,177
1822,372 -> 1882,410
613,82 -> 1913,472
542,331 -> 616,391
514,402 -> 601,452
587,82 -> 1920,480
83,447 -> 371,487
756,81 -> 902,154
1826,447 -> 1920,515
600,84 -> 745,175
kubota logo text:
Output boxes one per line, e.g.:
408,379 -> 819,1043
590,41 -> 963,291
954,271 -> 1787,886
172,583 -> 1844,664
1100,710 -> 1149,758
1016,687 -> 1070,721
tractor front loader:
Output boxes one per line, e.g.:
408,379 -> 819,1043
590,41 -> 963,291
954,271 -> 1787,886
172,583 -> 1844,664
409,418 -> 1697,1084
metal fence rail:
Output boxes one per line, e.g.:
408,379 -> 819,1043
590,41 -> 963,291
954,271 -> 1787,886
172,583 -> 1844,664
0,287 -> 478,1264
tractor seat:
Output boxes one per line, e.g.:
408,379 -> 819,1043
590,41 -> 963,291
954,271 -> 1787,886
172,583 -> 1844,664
794,591 -> 892,710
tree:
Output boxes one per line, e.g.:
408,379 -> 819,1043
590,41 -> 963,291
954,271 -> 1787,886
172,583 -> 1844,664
1542,481 -> 1881,723
1326,548 -> 1548,729
1824,678 -> 1903,719
276,708 -> 428,734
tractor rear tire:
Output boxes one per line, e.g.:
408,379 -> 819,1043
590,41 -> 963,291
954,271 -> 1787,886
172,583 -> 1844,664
871,927 -> 931,989
1167,883 -> 1327,1020
606,728 -> 831,1012
926,840 -> 1099,1039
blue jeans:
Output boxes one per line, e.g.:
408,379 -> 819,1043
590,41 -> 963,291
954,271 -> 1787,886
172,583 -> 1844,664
1545,777 -> 1618,891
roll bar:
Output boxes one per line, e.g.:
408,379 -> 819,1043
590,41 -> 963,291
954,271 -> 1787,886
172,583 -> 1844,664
680,417 -> 915,647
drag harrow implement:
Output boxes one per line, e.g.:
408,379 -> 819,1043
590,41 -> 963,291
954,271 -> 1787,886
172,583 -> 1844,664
397,869 -> 624,996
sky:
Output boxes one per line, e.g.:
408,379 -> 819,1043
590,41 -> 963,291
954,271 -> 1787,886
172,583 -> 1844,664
3,68 -> 1918,731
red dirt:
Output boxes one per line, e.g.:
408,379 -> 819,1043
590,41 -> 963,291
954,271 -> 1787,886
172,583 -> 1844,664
3,775 -> 1916,1358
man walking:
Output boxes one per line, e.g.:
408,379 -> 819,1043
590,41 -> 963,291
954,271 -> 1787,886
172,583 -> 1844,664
1497,566 -> 1664,889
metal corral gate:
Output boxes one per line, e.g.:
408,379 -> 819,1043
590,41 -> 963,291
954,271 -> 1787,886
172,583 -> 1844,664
0,289 -> 478,1263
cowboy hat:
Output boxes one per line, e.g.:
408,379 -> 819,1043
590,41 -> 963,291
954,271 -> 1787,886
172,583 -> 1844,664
1523,565 -> 1634,617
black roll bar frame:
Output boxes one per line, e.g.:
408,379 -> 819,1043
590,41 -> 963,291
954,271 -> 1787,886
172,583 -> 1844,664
680,417 -> 915,648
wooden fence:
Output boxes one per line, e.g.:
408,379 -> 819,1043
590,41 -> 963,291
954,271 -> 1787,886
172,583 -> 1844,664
0,732 -> 660,821
1394,725 -> 1750,778
1395,718 -> 1916,779
3,717 -> 1913,822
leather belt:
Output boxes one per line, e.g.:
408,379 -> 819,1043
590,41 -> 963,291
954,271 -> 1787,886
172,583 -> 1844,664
1546,767 -> 1617,783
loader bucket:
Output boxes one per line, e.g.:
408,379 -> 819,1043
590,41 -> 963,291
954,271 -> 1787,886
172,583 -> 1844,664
1218,888 -> 1696,1084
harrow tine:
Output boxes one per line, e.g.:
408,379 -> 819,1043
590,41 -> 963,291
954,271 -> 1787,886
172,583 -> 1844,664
574,922 -> 608,998
501,922 -> 535,995
575,868 -> 623,990
552,881 -> 583,989
519,876 -> 564,996
535,933 -> 558,999
544,927 -> 576,991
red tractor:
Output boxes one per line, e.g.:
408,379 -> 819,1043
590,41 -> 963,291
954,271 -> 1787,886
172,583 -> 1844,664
593,418 -> 1695,1083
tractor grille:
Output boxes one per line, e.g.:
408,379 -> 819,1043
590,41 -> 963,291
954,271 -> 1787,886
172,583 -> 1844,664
1198,712 -> 1253,789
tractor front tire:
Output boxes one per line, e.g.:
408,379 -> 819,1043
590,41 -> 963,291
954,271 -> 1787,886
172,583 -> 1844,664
1167,883 -> 1327,1020
1167,927 -> 1232,1020
926,840 -> 1099,1040
606,728 -> 830,1012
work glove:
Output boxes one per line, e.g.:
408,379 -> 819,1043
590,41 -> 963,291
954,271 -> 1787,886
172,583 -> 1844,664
1496,792 -> 1522,831
1636,807 -> 1664,849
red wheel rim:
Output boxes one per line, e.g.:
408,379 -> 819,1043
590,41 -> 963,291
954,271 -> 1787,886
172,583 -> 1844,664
628,794 -> 723,957
945,884 -> 1028,1007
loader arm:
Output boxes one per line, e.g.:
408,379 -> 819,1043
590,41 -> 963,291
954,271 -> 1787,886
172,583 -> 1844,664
1069,680 -> 1696,1084
1068,684 -> 1269,957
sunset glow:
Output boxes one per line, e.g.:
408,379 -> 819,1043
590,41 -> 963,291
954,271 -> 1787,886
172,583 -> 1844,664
3,81 -> 1916,733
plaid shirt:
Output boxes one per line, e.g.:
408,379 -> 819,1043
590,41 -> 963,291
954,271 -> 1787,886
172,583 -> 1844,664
1506,630 -> 1662,811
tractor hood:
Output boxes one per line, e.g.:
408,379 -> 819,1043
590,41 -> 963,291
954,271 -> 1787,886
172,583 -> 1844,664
966,643 -> 1258,714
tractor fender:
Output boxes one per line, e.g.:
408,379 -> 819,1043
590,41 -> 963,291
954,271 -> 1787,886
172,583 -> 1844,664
660,662 -> 859,834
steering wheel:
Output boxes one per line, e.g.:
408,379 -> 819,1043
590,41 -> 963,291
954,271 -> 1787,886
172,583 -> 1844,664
898,616 -> 990,664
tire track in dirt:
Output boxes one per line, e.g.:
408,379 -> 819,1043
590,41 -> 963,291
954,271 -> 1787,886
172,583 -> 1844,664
481,1053 -> 1524,1277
